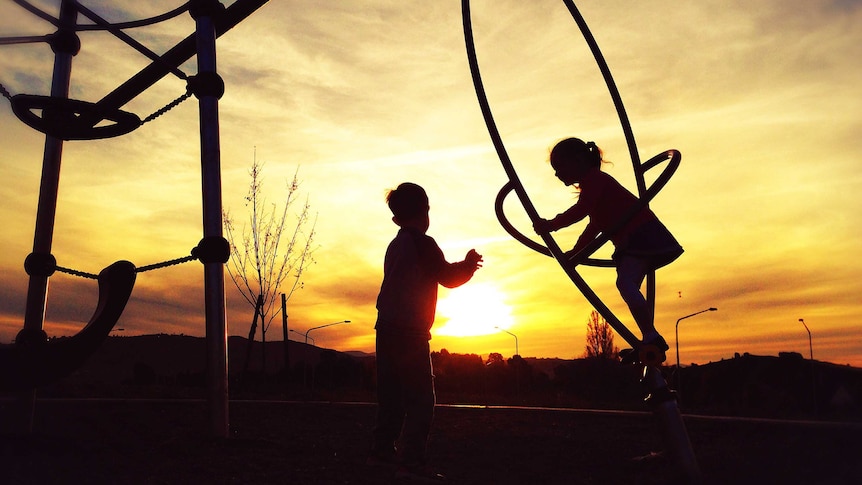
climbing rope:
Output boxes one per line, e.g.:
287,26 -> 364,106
54,265 -> 99,280
49,236 -> 228,279
54,253 -> 197,280
135,254 -> 197,273
141,88 -> 193,125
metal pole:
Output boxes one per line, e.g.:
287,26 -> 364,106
193,0 -> 229,439
17,0 -> 79,433
799,318 -> 816,415
799,319 -> 812,360
643,366 -> 701,483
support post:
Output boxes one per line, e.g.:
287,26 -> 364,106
14,0 -> 79,433
192,0 -> 229,439
642,366 -> 702,484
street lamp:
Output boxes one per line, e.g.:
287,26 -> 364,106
494,326 -> 518,357
289,329 -> 313,346
799,318 -> 816,416
675,307 -> 717,406
799,318 -> 812,360
495,326 -> 521,397
305,320 -> 351,344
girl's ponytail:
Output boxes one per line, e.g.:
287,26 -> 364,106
584,140 -> 603,167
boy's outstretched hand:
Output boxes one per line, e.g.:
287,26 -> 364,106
465,249 -> 483,271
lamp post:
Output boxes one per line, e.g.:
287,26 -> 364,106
494,326 -> 518,357
798,318 -> 812,360
675,307 -> 717,407
304,320 -> 351,345
799,318 -> 816,416
289,329 -> 313,346
495,326 -> 520,397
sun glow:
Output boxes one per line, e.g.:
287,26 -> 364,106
434,283 -> 515,337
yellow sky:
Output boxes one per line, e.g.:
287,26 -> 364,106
1,1 -> 860,367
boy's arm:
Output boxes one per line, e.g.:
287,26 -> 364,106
437,249 -> 483,288
414,234 -> 482,288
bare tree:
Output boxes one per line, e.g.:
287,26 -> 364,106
584,310 -> 619,359
224,152 -> 317,375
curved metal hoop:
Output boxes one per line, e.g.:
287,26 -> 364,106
560,0 -> 644,193
461,0 -> 642,344
495,149 -> 679,267
462,0 -> 685,348
11,94 -> 142,140
494,181 -> 613,268
465,7 -> 701,476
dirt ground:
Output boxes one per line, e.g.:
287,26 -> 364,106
1,399 -> 860,484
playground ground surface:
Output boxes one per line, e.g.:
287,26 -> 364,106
1,399 -> 860,484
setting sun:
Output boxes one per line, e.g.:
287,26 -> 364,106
434,283 -> 515,337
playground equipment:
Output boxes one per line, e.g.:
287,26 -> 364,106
462,1 -> 701,482
0,0 -> 268,437
0,261 -> 135,391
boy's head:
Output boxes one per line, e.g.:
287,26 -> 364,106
386,182 -> 429,229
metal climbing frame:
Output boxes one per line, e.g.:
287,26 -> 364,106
461,1 -> 701,482
3,0 -> 268,437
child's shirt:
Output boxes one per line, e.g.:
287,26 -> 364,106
552,168 -> 657,254
375,227 -> 475,339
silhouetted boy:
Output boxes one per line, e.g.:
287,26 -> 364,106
370,182 -> 482,481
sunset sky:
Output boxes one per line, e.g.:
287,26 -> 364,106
1,0 -> 860,368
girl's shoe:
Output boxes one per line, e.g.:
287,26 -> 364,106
620,335 -> 669,365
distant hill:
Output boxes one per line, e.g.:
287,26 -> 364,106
343,350 -> 375,359
522,357 -> 570,378
16,334 -> 357,398
678,352 -> 862,419
13,334 -> 861,421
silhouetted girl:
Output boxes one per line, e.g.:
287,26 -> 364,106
534,137 -> 683,359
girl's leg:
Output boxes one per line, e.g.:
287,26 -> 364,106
616,256 -> 660,342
